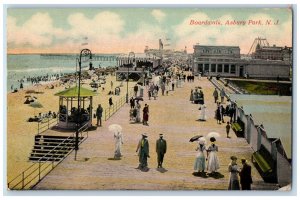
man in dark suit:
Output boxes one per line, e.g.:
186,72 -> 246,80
239,158 -> 253,190
156,134 -> 167,168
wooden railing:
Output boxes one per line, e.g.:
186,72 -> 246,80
104,90 -> 134,121
37,117 -> 59,135
7,123 -> 89,190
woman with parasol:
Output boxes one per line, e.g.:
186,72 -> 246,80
114,131 -> 123,159
108,124 -> 123,159
194,137 -> 207,174
206,136 -> 220,174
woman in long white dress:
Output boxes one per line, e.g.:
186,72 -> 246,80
199,104 -> 207,121
194,138 -> 206,173
114,132 -> 123,158
206,137 -> 220,173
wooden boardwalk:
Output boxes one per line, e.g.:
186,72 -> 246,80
34,77 -> 276,190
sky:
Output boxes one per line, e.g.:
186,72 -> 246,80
6,7 -> 293,54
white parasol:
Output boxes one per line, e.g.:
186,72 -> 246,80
206,132 -> 221,139
108,124 -> 122,133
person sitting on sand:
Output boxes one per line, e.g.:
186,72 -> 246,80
24,97 -> 31,104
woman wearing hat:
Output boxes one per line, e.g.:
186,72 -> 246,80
206,137 -> 220,174
194,137 -> 206,173
228,156 -> 241,190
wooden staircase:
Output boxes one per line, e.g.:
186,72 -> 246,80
29,135 -> 84,162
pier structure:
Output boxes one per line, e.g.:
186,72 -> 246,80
40,54 -> 118,62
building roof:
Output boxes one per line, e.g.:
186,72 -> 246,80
54,86 -> 98,97
194,45 -> 240,48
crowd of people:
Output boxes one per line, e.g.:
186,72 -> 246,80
27,111 -> 57,122
59,105 -> 91,123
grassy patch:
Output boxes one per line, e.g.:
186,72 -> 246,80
230,80 -> 292,96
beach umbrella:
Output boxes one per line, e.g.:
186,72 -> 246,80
206,132 -> 221,139
189,135 -> 203,142
34,83 -> 43,94
108,124 -> 122,133
24,95 -> 31,98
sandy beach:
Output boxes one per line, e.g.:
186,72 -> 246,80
7,74 -> 136,182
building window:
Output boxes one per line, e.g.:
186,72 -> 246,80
224,64 -> 229,73
230,65 -> 236,74
211,64 -> 216,72
217,64 -> 223,73
204,64 -> 209,72
198,64 -> 203,73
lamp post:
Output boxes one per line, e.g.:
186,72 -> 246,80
75,48 -> 93,160
126,51 -> 135,103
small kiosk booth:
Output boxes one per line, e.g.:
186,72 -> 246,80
55,86 -> 97,130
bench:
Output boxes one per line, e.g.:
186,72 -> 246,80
232,122 -> 242,132
252,151 -> 272,173
251,145 -> 277,183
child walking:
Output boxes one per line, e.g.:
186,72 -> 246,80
226,122 -> 231,138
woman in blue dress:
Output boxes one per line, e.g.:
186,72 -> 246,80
194,137 -> 206,173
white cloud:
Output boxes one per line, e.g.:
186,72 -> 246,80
7,11 -> 126,53
7,10 -> 292,54
7,13 -> 61,47
151,9 -> 166,23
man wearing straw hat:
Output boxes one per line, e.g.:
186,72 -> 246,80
136,133 -> 150,170
156,134 -> 167,168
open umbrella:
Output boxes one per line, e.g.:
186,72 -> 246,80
206,132 -> 221,139
34,83 -> 43,93
24,95 -> 31,98
134,97 -> 144,101
189,135 -> 203,142
108,124 -> 122,133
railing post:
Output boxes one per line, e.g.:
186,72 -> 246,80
22,172 -> 24,189
37,122 -> 40,135
48,118 -> 50,129
39,162 -> 41,181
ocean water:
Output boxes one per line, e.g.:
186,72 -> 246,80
6,54 -> 118,91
